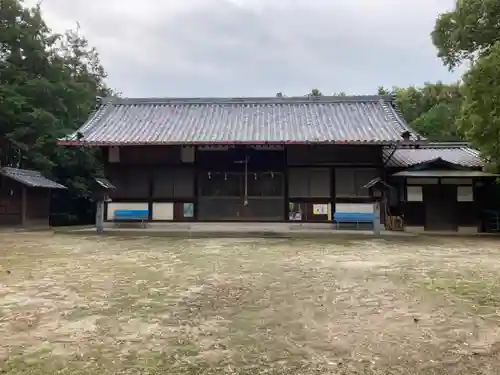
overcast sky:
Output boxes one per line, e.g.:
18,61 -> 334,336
27,0 -> 459,97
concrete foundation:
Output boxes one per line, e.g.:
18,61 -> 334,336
458,226 -> 479,234
404,226 -> 426,233
69,222 -> 414,238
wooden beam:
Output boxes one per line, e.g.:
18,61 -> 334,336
21,186 -> 27,226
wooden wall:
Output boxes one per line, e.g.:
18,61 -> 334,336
104,145 -> 384,167
26,188 -> 50,227
286,145 -> 383,166
0,177 -> 22,226
103,145 -> 385,222
0,177 -> 50,227
105,145 -> 184,165
391,176 -> 480,231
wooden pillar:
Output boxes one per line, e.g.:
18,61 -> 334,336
330,167 -> 336,220
194,147 -> 200,220
147,167 -> 153,222
283,147 -> 289,221
373,200 -> 382,236
21,187 -> 27,227
473,179 -> 481,232
96,200 -> 104,234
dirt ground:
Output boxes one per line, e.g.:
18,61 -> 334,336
1,232 -> 500,374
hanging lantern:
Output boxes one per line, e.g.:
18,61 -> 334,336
208,172 -> 211,179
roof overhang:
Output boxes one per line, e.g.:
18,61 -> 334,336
383,145 -> 485,169
57,140 -> 430,147
0,167 -> 67,189
406,157 -> 469,171
392,170 -> 498,178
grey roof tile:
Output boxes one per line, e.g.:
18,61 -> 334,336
384,144 -> 484,168
61,96 -> 421,145
0,167 -> 66,189
393,170 -> 496,178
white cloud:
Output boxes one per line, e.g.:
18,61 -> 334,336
26,0 -> 459,96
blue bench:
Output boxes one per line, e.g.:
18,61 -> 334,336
333,212 -> 375,229
113,209 -> 149,228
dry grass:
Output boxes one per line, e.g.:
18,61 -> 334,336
1,232 -> 500,374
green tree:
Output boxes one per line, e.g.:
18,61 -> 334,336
357,84 -> 464,141
308,88 -> 323,97
432,0 -> 500,70
458,42 -> 500,167
432,0 -> 500,166
0,0 -> 114,225
0,0 -> 59,169
377,86 -> 391,95
378,83 -> 464,141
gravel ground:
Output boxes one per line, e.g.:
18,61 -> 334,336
1,232 -> 500,374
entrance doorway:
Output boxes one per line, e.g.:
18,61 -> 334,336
198,171 -> 284,221
423,185 -> 458,231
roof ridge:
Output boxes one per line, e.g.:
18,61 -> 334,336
102,95 -> 393,106
61,100 -> 115,141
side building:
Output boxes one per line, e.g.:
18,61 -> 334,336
384,144 -> 493,233
59,95 -> 494,232
0,167 -> 66,228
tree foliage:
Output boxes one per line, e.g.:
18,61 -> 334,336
432,0 -> 500,70
0,0 -> 114,225
458,41 -> 500,167
308,88 -> 323,97
392,82 -> 464,141
376,84 -> 464,141
431,0 -> 500,167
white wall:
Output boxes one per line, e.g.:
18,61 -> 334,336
152,203 -> 174,220
407,186 -> 423,202
335,203 -> 373,213
457,186 -> 474,202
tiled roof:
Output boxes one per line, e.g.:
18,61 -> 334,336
393,170 -> 496,178
0,167 -> 66,189
60,96 -> 422,145
384,144 -> 484,168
